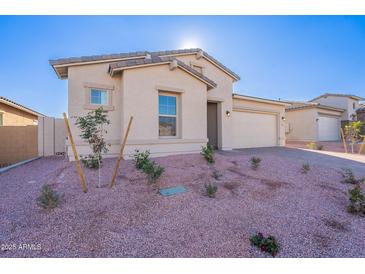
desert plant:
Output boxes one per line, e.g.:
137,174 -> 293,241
306,142 -> 317,150
301,163 -> 310,174
317,144 -> 324,150
347,185 -> 365,215
250,232 -> 280,257
75,107 -> 110,187
132,149 -> 151,170
142,160 -> 165,184
344,121 -> 363,153
37,184 -> 63,209
81,154 -> 101,169
201,144 -> 215,164
341,168 -> 365,184
205,182 -> 218,198
250,156 -> 261,170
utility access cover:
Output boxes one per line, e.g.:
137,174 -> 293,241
159,186 -> 187,197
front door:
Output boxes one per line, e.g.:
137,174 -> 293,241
207,102 -> 218,148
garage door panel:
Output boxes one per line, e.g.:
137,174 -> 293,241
232,111 -> 277,148
318,116 -> 339,141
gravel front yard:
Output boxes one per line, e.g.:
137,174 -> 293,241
0,148 -> 365,258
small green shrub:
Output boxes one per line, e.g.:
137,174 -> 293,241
133,149 -> 151,170
347,185 -> 365,215
37,184 -> 63,209
250,232 -> 280,257
341,168 -> 365,184
201,144 -> 215,164
141,161 -> 164,184
250,157 -> 261,170
205,183 -> 218,198
301,163 -> 310,174
81,154 -> 101,169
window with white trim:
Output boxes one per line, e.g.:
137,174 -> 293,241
90,89 -> 108,105
159,94 -> 177,137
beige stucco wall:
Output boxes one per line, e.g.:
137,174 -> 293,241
286,108 -> 317,141
174,54 -> 235,150
233,98 -> 286,146
0,102 -> 38,126
312,96 -> 359,121
286,107 -> 342,141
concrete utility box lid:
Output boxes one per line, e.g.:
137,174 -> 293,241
159,186 -> 187,197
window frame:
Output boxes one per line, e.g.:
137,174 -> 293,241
158,93 -> 178,138
83,83 -> 115,111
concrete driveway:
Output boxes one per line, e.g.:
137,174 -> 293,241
227,147 -> 365,175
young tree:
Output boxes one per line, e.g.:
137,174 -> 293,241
344,121 -> 363,153
75,107 -> 110,187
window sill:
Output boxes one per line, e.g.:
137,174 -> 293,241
83,104 -> 114,111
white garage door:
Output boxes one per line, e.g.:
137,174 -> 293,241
232,111 -> 277,148
318,116 -> 339,141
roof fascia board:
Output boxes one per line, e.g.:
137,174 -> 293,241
0,98 -> 44,117
233,94 -> 290,107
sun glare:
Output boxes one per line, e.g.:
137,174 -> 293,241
180,40 -> 199,49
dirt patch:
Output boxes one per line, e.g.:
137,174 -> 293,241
323,218 -> 350,232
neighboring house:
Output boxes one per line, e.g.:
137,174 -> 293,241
357,104 -> 365,135
0,96 -> 44,167
309,93 -> 364,126
50,48 -> 288,160
285,101 -> 344,142
0,96 -> 41,126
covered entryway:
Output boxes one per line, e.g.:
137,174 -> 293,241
318,115 -> 339,141
207,102 -> 218,148
232,110 -> 278,148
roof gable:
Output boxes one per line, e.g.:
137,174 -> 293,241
0,96 -> 45,117
109,56 -> 217,89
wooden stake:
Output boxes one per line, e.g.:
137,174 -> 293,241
110,116 -> 133,188
359,135 -> 365,155
340,127 -> 348,154
63,113 -> 88,193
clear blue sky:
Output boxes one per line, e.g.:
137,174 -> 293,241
1,16 -> 364,117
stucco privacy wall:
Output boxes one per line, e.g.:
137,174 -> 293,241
66,62 -> 208,159
175,54 -> 234,150
232,97 -> 286,146
38,117 -> 67,157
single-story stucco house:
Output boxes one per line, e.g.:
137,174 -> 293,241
50,48 -> 288,160
0,96 -> 44,166
285,93 -> 364,142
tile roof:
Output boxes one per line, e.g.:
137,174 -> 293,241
49,48 -> 240,81
109,56 -> 217,89
309,93 -> 364,102
0,96 -> 45,117
285,101 -> 345,112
